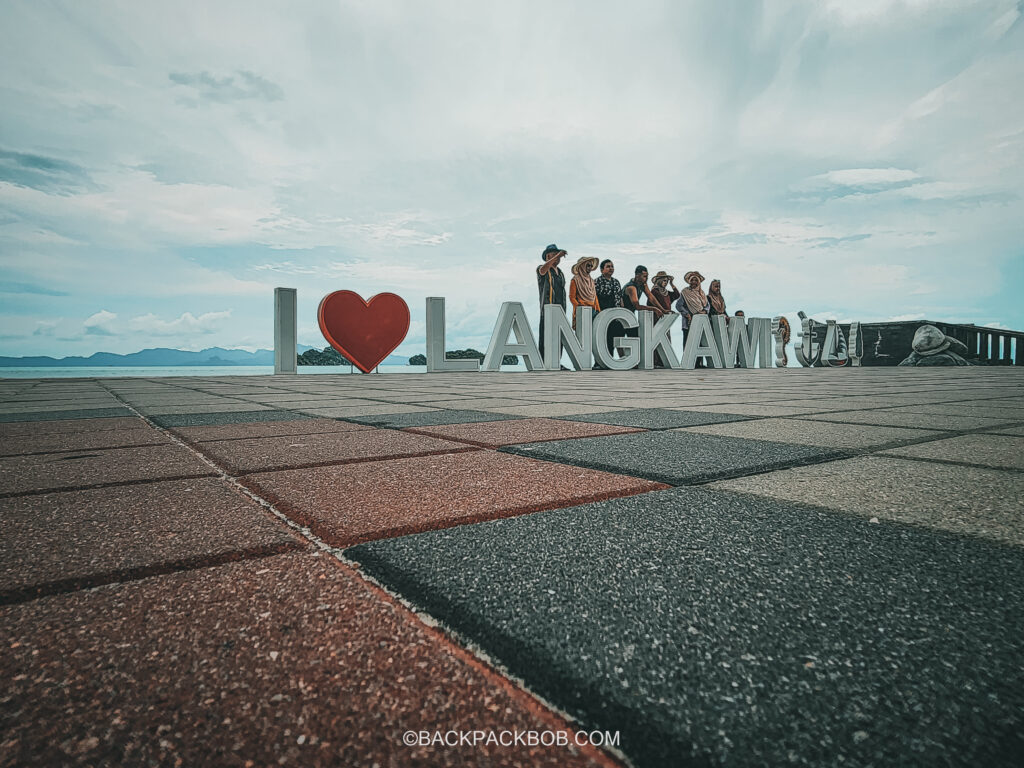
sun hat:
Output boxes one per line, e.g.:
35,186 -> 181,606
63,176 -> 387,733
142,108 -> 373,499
571,256 -> 599,276
652,270 -> 673,283
683,271 -> 705,283
542,243 -> 566,259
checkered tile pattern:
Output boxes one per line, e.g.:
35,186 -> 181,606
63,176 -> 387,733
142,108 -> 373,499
2,368 -> 1023,767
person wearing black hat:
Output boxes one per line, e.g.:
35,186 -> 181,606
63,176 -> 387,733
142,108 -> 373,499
536,244 -> 567,359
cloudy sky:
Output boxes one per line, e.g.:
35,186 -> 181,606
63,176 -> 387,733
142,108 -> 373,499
1,0 -> 1022,360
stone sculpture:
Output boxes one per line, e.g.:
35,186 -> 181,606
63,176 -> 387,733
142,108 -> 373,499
898,325 -> 974,366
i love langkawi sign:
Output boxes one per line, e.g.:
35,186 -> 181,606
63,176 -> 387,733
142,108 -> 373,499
316,291 -> 862,372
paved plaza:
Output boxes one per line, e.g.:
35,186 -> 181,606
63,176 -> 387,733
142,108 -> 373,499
2,367 -> 1023,766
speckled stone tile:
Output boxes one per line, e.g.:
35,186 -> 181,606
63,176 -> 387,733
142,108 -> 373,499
795,408 -> 1020,431
0,553 -> 614,768
676,404 -> 831,417
984,424 -> 1024,436
0,407 -> 135,423
137,402 -> 273,415
149,410 -> 310,428
502,431 -> 843,486
0,478 -> 304,603
0,444 -> 216,497
242,450 -> 666,547
879,434 -> 1024,471
424,398 -> 538,410
346,487 -> 1024,768
0,427 -> 172,457
678,418 -> 944,450
0,401 -> 123,415
712,456 -> 1024,547
341,408 -> 522,428
559,408 -> 751,430
896,403 -> 1024,420
297,404 -> 439,418
479,403 -> 630,417
0,416 -> 149,437
407,418 -> 645,448
170,417 -> 374,444
196,429 -> 478,475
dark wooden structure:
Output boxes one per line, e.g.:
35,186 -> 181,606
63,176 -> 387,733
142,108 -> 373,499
808,320 -> 1022,366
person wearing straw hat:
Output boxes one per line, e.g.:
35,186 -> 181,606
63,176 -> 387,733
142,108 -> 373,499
648,271 -> 680,367
648,271 -> 679,313
676,270 -> 710,367
536,243 -> 568,359
569,256 -> 601,330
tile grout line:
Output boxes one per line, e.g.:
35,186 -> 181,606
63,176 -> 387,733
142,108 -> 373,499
96,381 -> 632,768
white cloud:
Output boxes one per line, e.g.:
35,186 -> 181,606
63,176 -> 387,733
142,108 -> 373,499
798,168 -> 920,189
128,310 -> 232,336
82,309 -> 117,336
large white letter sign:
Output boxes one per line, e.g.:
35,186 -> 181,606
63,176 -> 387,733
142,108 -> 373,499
482,302 -> 544,371
639,312 -> 680,369
425,297 -> 479,372
795,315 -> 820,367
681,314 -> 725,369
848,321 -> 863,366
543,304 -> 593,371
593,309 -> 640,370
820,320 -> 849,367
710,316 -> 769,368
771,316 -> 787,368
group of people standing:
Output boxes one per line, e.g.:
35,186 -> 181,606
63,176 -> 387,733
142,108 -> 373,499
536,243 -> 742,367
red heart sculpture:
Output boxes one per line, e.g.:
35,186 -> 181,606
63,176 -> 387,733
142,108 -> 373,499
317,291 -> 410,373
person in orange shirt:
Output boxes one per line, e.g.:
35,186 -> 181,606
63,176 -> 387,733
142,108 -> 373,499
569,256 -> 601,330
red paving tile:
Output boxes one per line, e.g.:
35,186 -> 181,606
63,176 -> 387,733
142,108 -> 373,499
0,444 -> 216,497
242,450 -> 668,546
171,417 -> 374,444
0,553 -> 618,768
0,426 -> 171,457
406,417 -> 645,447
194,429 -> 479,475
0,416 -> 149,437
0,478 -> 305,603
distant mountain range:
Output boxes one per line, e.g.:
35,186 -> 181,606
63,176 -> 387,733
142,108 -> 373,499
0,346 -> 410,367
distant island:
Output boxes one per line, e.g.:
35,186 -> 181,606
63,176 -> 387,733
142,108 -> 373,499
0,346 -> 409,367
408,348 -> 518,365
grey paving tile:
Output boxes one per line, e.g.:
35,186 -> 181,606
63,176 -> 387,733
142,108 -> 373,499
897,404 -> 1024,419
558,408 -> 752,430
137,403 -> 272,415
0,407 -> 135,423
680,418 -> 944,450
676,404 -> 827,417
713,456 -> 1024,547
795,409 -> 1022,431
481,403 -> 629,417
425,398 -> 539,410
346,487 -> 1024,768
341,408 -> 522,428
880,434 -> 1024,471
296,404 -> 438,418
985,424 -> 1024,436
148,410 -> 310,428
502,431 -> 843,485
